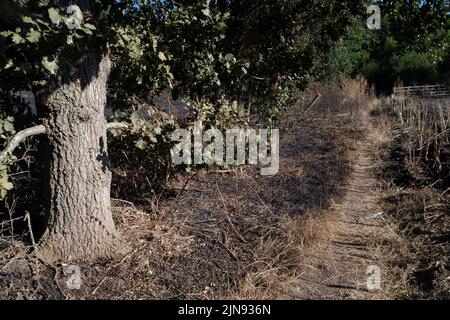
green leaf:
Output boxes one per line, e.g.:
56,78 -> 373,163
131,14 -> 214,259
0,31 -> 12,38
26,29 -> 41,43
42,56 -> 59,75
73,32 -> 84,39
82,28 -> 93,35
201,9 -> 211,17
11,33 -> 25,44
158,51 -> 167,61
83,23 -> 96,30
0,167 -> 13,199
48,8 -> 61,25
4,60 -> 14,70
0,177 -> 13,191
135,138 -> 148,150
2,121 -> 14,133
151,37 -> 158,51
22,16 -> 37,26
130,113 -> 141,129
66,34 -> 74,45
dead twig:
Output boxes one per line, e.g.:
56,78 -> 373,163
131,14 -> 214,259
24,212 -> 35,246
92,243 -> 149,295
216,184 -> 247,243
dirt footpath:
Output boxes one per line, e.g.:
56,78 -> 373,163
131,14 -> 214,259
290,113 -> 392,299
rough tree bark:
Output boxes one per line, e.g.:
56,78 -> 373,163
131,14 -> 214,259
0,1 -> 128,262
36,49 -> 125,262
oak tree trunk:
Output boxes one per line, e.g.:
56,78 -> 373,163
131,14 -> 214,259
36,50 -> 124,262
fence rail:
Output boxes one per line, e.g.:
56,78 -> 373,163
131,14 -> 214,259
393,85 -> 450,98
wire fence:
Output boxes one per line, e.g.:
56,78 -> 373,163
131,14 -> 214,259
393,85 -> 450,99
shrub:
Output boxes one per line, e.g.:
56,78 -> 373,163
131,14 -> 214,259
391,51 -> 438,86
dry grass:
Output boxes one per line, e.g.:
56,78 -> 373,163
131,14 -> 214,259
232,212 -> 330,299
392,97 -> 449,179
369,97 -> 450,299
229,78 -> 372,299
0,79 -> 371,300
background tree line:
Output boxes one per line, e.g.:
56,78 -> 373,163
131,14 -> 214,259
328,0 -> 450,92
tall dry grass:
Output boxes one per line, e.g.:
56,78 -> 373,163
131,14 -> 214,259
232,212 -> 331,299
371,96 -> 450,299
285,75 -> 377,127
232,76 -> 377,299
391,97 -> 450,177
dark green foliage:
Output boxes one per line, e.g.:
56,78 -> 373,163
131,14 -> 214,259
392,51 -> 438,86
222,0 -> 367,120
328,0 -> 450,92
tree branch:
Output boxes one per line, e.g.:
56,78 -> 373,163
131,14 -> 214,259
0,124 -> 46,163
0,122 -> 128,163
106,122 -> 129,130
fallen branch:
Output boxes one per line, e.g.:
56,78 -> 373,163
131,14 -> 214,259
304,94 -> 322,113
0,124 -> 46,163
216,184 -> 247,243
24,212 -> 36,246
